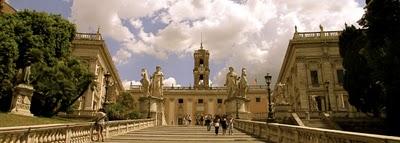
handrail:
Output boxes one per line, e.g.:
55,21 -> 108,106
293,31 -> 341,40
75,33 -> 103,41
234,119 -> 400,143
0,118 -> 156,143
129,84 -> 268,90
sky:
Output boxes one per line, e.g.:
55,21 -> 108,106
8,0 -> 366,89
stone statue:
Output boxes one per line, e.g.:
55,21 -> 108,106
140,68 -> 150,96
150,65 -> 164,97
310,95 -> 319,111
16,65 -> 31,85
225,67 -> 238,97
319,24 -> 324,32
238,68 -> 248,97
294,25 -> 298,33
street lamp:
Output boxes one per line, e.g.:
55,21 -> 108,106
147,95 -> 151,118
265,73 -> 274,123
103,72 -> 111,108
324,81 -> 332,111
236,98 -> 240,119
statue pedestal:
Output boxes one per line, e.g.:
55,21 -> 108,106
139,96 -> 166,125
225,96 -> 250,119
274,103 -> 293,124
10,84 -> 34,116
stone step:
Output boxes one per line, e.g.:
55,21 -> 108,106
121,134 -> 253,138
104,126 -> 263,143
128,132 -> 247,135
106,137 -> 262,142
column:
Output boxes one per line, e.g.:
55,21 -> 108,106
322,60 -> 336,111
208,98 -> 215,115
168,98 -> 175,125
296,61 -> 308,111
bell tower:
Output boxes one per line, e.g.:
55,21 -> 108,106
193,41 -> 210,89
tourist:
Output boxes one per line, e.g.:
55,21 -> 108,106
188,115 -> 192,126
228,116 -> 234,135
214,115 -> 221,135
200,115 -> 204,126
205,114 -> 211,131
221,115 -> 228,135
91,108 -> 107,142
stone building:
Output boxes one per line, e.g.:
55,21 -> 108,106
0,0 -> 16,14
127,43 -> 268,125
71,32 -> 124,112
273,27 -> 356,114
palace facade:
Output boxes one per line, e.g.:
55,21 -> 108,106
127,43 -> 268,125
272,27 -> 357,115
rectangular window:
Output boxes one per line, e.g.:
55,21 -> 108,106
256,97 -> 261,102
337,69 -> 344,85
178,99 -> 183,103
198,99 -> 203,103
217,99 -> 223,104
310,70 -> 319,87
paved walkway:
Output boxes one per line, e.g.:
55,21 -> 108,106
102,126 -> 265,143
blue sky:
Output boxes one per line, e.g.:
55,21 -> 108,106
8,0 -> 366,88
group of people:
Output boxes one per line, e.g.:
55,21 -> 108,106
204,114 -> 235,136
182,114 -> 193,126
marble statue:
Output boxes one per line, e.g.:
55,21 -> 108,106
225,67 -> 238,97
238,68 -> 248,97
150,65 -> 164,97
319,24 -> 324,32
140,68 -> 150,96
16,65 -> 31,85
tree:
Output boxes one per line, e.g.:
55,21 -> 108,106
105,92 -> 140,120
362,0 -> 400,136
0,10 -> 94,116
339,26 -> 384,117
340,0 -> 400,135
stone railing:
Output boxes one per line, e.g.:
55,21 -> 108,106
75,33 -> 103,41
293,31 -> 341,41
234,119 -> 400,143
129,84 -> 267,90
0,118 -> 155,143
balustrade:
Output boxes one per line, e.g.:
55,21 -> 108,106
75,33 -> 103,41
234,119 -> 400,143
293,31 -> 341,41
0,118 -> 155,143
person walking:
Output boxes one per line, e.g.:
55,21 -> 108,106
214,116 -> 220,135
188,115 -> 192,126
91,108 -> 107,142
205,115 -> 211,131
221,115 -> 228,135
228,117 -> 234,135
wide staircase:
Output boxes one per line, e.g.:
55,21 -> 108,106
103,126 -> 265,143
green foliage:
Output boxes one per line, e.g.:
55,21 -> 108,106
105,92 -> 140,120
340,0 -> 400,135
0,10 -> 93,116
363,0 -> 400,135
339,26 -> 384,117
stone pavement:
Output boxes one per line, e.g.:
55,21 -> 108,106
102,126 -> 266,143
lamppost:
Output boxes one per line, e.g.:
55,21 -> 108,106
147,95 -> 151,118
324,81 -> 332,111
236,98 -> 239,119
265,73 -> 274,123
103,72 -> 111,108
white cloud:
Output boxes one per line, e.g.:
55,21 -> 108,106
122,80 -> 141,90
70,0 -> 364,86
163,77 -> 182,87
